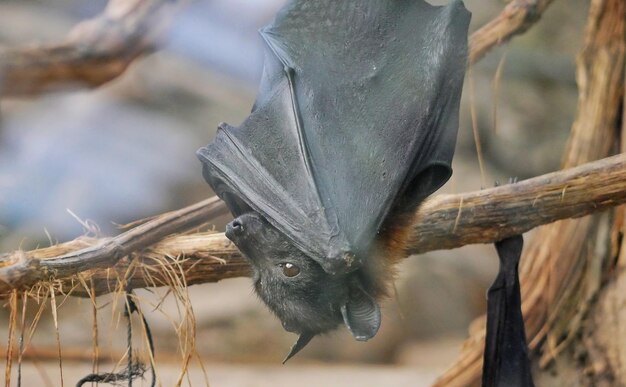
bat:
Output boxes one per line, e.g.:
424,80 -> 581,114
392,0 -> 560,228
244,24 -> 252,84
197,0 -> 471,362
482,235 -> 535,386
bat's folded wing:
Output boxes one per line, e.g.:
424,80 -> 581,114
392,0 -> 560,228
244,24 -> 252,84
197,70 -> 343,269
198,0 -> 470,274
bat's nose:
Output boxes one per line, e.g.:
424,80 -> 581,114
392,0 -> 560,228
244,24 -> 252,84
225,219 -> 244,240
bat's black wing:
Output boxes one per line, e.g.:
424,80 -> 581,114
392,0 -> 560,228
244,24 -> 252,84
198,0 -> 470,274
482,235 -> 535,387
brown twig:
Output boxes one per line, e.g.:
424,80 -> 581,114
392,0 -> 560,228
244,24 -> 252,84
468,0 -> 556,65
0,0 -> 181,97
2,153 -> 626,298
0,0 -> 554,97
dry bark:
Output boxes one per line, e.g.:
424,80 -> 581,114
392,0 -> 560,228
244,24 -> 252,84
0,197 -> 230,294
577,3 -> 626,384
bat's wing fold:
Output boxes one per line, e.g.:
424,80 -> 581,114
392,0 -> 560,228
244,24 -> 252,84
482,235 -> 535,387
198,0 -> 470,274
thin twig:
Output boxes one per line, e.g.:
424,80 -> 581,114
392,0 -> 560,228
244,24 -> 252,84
49,287 -> 64,387
5,290 -> 17,387
469,0 -> 556,65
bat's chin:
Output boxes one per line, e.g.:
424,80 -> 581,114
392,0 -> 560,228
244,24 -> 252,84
280,319 -> 301,334
269,298 -> 344,336
279,314 -> 341,336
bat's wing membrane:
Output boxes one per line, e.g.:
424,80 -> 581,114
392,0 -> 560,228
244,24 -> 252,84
197,53 -> 336,265
198,0 -> 470,274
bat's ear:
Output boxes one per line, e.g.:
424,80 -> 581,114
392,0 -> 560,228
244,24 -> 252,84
341,281 -> 381,341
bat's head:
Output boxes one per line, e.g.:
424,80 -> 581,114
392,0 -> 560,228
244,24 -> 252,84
225,212 -> 381,362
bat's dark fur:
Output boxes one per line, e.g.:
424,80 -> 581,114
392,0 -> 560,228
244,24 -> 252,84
198,0 -> 471,360
224,197 -> 416,361
227,212 -> 387,362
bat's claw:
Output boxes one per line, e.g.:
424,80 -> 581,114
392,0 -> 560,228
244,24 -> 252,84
494,177 -> 518,188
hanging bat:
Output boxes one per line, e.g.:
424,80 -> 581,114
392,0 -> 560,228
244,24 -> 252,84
197,0 -> 470,361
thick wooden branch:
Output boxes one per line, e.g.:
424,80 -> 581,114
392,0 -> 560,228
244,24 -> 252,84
409,152 -> 626,254
1,153 -> 625,298
0,0 -> 554,97
0,0 -> 180,97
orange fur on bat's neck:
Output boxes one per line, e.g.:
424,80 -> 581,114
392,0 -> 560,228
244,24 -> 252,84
379,211 -> 416,263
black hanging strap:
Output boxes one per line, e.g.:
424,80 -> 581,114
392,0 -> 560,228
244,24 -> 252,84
76,291 -> 156,387
482,235 -> 535,387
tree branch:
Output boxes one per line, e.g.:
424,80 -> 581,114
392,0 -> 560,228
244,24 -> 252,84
0,0 -> 180,97
0,197 -> 229,294
410,152 -> 626,254
469,0 -> 556,65
0,0 -> 555,97
2,153 -> 626,297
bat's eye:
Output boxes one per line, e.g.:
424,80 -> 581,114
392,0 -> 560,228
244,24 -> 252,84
279,262 -> 300,277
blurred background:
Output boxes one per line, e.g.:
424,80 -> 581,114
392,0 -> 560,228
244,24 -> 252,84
0,0 -> 587,385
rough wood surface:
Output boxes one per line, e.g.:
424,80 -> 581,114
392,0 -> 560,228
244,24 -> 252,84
0,197 -> 230,295
0,0 -> 554,97
0,0 -> 180,97
435,0 -> 625,384
410,153 -> 626,254
2,153 -> 626,298
573,1 -> 626,384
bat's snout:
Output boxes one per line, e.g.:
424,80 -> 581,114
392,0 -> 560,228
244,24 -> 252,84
225,212 -> 267,243
225,219 -> 244,240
